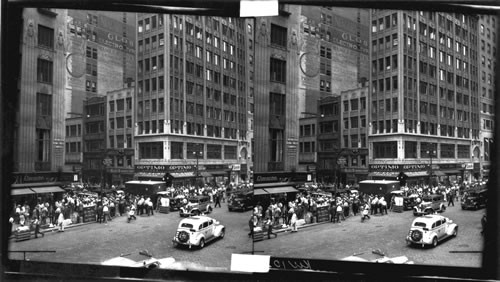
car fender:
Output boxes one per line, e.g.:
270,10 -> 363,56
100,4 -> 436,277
192,233 -> 205,246
213,225 -> 225,237
423,230 -> 438,244
445,223 -> 458,235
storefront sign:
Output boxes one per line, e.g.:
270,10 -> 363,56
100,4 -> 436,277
369,164 -> 400,172
254,172 -> 309,184
13,172 -> 74,184
231,164 -> 241,171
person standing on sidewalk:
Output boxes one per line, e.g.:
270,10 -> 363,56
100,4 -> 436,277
447,190 -> 455,206
103,204 -> 111,223
33,216 -> 44,238
214,192 -> 221,208
96,203 -> 103,224
265,217 -> 278,239
290,211 -> 298,232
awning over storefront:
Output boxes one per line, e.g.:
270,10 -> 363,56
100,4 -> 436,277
443,170 -> 461,175
432,171 -> 446,177
11,188 -> 36,196
263,186 -> 299,194
135,172 -> 164,179
367,172 -> 398,177
199,171 -> 212,177
209,170 -> 229,176
253,188 -> 268,195
405,171 -> 429,177
30,186 -> 66,194
169,172 -> 195,178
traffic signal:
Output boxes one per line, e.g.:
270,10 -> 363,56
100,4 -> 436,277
397,171 -> 407,187
163,173 -> 172,186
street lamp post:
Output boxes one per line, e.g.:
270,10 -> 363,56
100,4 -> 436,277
426,144 -> 436,186
193,144 -> 203,187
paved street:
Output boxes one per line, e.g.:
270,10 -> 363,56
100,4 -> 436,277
8,202 -> 253,270
255,203 -> 485,268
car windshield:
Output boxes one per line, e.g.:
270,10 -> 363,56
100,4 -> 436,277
188,198 -> 200,203
413,221 -> 427,228
180,223 -> 194,229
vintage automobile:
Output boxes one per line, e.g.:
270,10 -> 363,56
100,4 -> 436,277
228,191 -> 253,211
403,194 -> 419,210
172,216 -> 225,249
461,189 -> 488,210
413,194 -> 446,216
179,195 -> 212,217
101,250 -> 175,269
406,214 -> 458,248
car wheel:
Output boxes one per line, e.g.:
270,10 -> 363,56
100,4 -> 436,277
219,228 -> 225,239
452,227 -> 458,237
199,238 -> 205,249
441,206 -> 446,212
193,210 -> 200,216
432,237 -> 438,248
208,207 -> 212,213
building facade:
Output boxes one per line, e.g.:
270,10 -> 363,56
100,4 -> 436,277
82,96 -> 107,186
106,84 -> 136,186
13,8 -> 73,186
340,86 -> 369,184
134,14 -> 252,186
316,96 -> 341,183
369,11 -> 480,185
478,14 -> 496,181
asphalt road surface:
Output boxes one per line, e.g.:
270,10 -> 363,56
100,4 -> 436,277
255,203 -> 485,268
8,202 -> 253,270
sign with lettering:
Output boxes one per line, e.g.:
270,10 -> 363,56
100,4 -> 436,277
254,172 -> 309,184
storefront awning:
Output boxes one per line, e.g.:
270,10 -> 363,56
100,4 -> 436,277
253,188 -> 268,195
209,170 -> 229,176
405,171 -> 429,177
199,171 -> 212,177
443,170 -> 461,175
30,186 -> 66,194
135,172 -> 164,179
11,188 -> 36,196
367,172 -> 398,177
432,171 -> 446,177
263,186 -> 299,194
169,172 -> 195,178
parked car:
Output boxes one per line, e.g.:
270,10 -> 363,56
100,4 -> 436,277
406,214 -> 458,248
461,189 -> 488,210
413,194 -> 446,216
228,191 -> 253,211
403,194 -> 419,210
172,216 -> 225,249
179,195 -> 212,217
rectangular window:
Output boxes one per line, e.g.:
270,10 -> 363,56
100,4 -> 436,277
36,93 -> 52,116
270,58 -> 286,83
270,24 -> 287,47
38,25 -> 54,49
37,59 -> 53,84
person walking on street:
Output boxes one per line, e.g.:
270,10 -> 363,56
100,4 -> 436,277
265,217 -> 277,239
127,205 -> 137,223
33,216 -> 44,238
215,192 -> 221,208
290,211 -> 298,232
103,204 -> 111,223
248,215 -> 256,238
361,204 -> 371,222
448,190 -> 455,206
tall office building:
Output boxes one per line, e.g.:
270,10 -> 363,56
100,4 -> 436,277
14,8 -> 73,188
368,11 -> 480,184
254,5 -> 369,175
134,14 -> 252,185
478,14 -> 496,180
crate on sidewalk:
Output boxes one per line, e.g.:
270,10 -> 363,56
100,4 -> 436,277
392,205 -> 403,213
252,230 -> 265,242
159,206 -> 170,214
15,230 -> 31,242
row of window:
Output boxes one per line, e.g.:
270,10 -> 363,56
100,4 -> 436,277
482,103 -> 494,114
109,134 -> 132,148
109,98 -> 133,112
109,116 -> 133,130
141,141 -> 237,160
137,119 -> 241,139
66,124 -> 82,137
138,55 -> 165,73
138,14 -> 164,33
299,141 -> 316,153
371,119 -> 473,139
374,141 -> 471,159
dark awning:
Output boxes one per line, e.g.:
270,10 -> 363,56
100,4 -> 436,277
253,188 -> 268,195
11,188 -> 36,196
199,171 -> 212,177
443,170 -> 461,175
432,171 -> 446,177
263,186 -> 299,194
209,170 -> 229,176
30,186 -> 66,194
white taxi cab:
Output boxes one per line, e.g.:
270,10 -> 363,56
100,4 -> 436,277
406,214 -> 458,248
172,216 -> 225,249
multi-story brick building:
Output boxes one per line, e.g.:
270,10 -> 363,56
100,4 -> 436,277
478,14 -> 496,181
134,14 -> 252,186
368,11 -> 480,185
